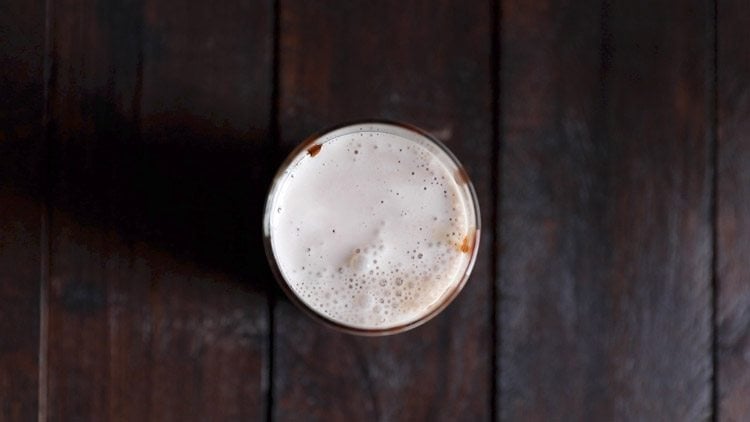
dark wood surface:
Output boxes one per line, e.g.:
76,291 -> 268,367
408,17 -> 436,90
0,0 -> 44,419
499,0 -> 713,420
44,0 -> 272,419
0,0 -> 747,421
718,0 -> 750,420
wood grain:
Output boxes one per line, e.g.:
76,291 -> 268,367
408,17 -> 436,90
717,0 -> 750,420
46,0 -> 273,419
274,0 -> 493,420
498,0 -> 713,419
0,0 -> 45,419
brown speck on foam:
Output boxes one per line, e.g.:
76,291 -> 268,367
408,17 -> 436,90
459,234 -> 472,253
454,167 -> 469,185
307,144 -> 322,157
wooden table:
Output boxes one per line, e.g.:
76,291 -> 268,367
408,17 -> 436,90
2,0 -> 748,420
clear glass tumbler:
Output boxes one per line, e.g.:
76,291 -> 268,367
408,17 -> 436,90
263,121 -> 480,336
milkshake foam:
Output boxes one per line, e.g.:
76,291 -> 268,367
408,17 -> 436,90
265,123 -> 478,331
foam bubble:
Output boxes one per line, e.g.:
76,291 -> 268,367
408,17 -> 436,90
268,124 -> 477,330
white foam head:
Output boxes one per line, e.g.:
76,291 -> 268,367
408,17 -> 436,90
264,123 -> 479,332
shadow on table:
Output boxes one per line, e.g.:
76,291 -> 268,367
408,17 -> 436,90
3,88 -> 283,294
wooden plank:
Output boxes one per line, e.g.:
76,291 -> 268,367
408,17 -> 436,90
275,1 -> 493,420
717,0 -> 750,420
0,0 -> 45,419
46,0 -> 273,419
498,0 -> 713,419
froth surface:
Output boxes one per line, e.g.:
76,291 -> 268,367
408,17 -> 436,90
267,124 -> 476,330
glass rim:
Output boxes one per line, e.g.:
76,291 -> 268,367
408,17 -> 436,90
262,119 -> 481,336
